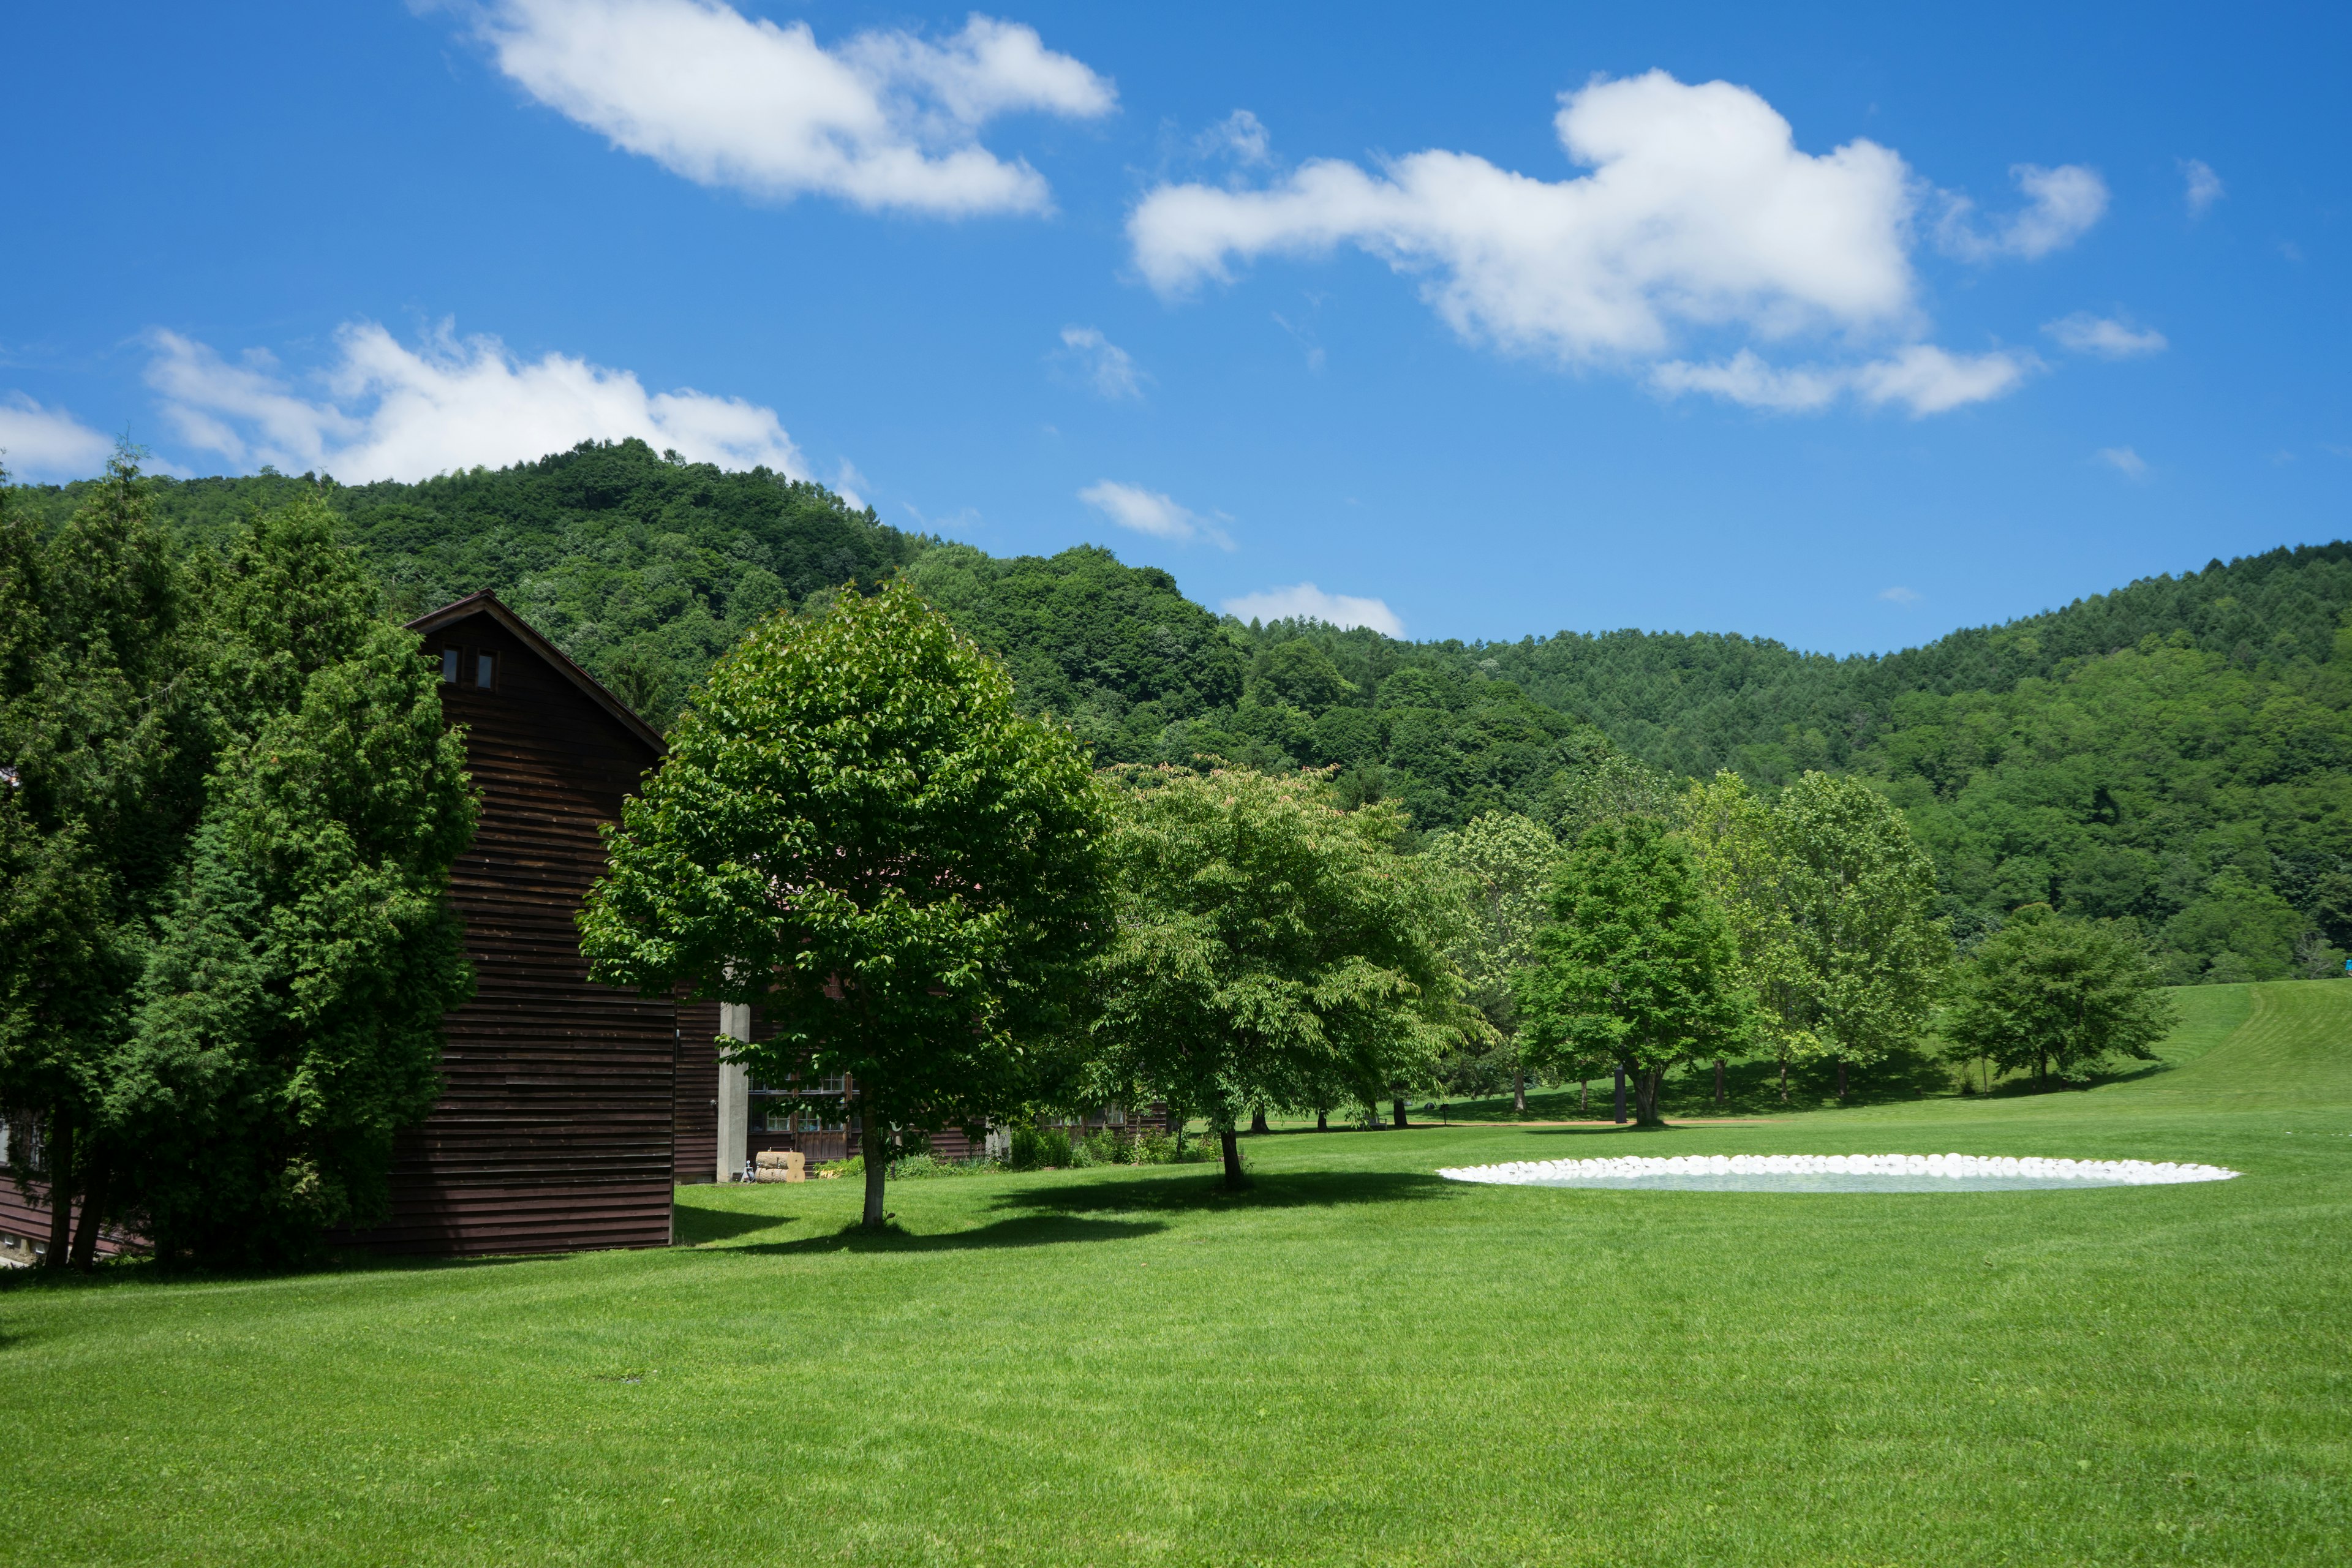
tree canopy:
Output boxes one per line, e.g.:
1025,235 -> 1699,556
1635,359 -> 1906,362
1943,906 -> 2179,1086
578,580 -> 1114,1227
1089,765 -> 1479,1186
1515,819 -> 1751,1126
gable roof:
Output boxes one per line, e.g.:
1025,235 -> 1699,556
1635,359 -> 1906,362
407,590 -> 665,755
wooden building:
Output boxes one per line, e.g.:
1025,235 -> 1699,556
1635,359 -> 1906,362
352,590 -> 711,1255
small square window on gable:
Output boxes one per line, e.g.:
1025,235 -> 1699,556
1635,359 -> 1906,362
440,648 -> 459,685
476,651 -> 497,690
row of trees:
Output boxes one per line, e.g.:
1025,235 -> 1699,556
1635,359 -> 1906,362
581,584 -> 2184,1229
1,455 -> 474,1268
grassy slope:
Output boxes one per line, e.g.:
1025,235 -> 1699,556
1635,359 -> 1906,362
4,986 -> 2349,1567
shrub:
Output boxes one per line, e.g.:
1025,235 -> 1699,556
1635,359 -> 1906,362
1039,1128 -> 1074,1167
1008,1124 -> 1046,1170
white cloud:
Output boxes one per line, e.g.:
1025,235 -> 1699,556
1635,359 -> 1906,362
145,320 -> 807,482
1221,582 -> 1402,637
1057,326 -> 1148,399
1879,586 -> 1921,605
1077,480 -> 1231,549
1196,108 -> 1271,167
0,394 -> 113,480
462,1 -> 1114,216
1652,344 -> 2037,417
1133,72 -> 1920,360
1129,72 -> 2085,418
1937,164 -> 2109,260
2097,445 -> 2148,480
2044,312 -> 2167,359
2180,158 -> 2225,219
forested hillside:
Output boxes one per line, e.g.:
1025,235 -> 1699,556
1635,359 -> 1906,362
11,436 -> 2350,983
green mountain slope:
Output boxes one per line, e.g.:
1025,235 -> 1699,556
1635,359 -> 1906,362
11,437 -> 2351,982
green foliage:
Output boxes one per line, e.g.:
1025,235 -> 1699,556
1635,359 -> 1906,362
1770,772 -> 1953,1082
17,445 -> 2352,980
1943,905 -> 2180,1085
1,461 -> 477,1264
1513,818 -> 1751,1124
1422,811 -> 1558,1096
1090,765 -> 1482,1185
579,581 -> 1115,1226
115,615 -> 477,1261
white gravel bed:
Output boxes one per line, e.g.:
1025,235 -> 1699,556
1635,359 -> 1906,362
1437,1152 -> 2241,1193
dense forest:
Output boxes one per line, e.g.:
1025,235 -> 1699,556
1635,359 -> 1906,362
11,437 -> 2350,984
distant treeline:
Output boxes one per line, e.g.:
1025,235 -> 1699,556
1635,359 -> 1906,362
12,437 -> 2351,984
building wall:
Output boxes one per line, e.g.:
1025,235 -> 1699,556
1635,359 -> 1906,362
352,610 -> 678,1255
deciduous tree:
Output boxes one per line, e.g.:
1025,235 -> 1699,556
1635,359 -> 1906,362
1091,764 -> 1480,1188
580,581 -> 1114,1227
1425,811 -> 1558,1112
1514,819 -> 1750,1126
1943,905 -> 2177,1086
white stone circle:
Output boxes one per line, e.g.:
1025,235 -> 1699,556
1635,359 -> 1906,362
1437,1152 -> 2239,1191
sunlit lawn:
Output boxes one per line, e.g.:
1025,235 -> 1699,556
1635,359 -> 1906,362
3,982 -> 2348,1566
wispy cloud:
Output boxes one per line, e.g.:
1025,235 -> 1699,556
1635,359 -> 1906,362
2097,446 -> 2149,481
453,1 -> 1114,216
1055,326 -> 1148,399
1936,164 -> 2109,261
0,393 -> 113,480
1195,108 -> 1271,167
1222,582 -> 1401,636
2180,158 -> 2225,220
1879,586 -> 1921,605
1078,480 -> 1232,548
1653,344 -> 2038,418
145,318 -> 807,482
2044,312 -> 2167,360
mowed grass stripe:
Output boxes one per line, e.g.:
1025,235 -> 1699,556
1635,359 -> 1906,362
2,984 -> 2349,1566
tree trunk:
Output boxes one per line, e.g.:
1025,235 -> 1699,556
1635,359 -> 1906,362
1219,1126 -> 1245,1190
43,1111 -> 74,1271
70,1153 -> 109,1272
1779,1055 -> 1789,1104
1513,1069 -> 1526,1116
1634,1068 -> 1665,1126
1391,1096 -> 1408,1129
1714,1058 -> 1725,1106
1250,1107 -> 1270,1136
1613,1063 -> 1627,1125
1580,1079 -> 1588,1116
859,1117 -> 888,1229
1316,1109 -> 1328,1133
1836,1058 -> 1847,1101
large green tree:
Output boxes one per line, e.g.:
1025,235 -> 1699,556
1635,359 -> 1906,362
0,451 -> 203,1267
109,496 -> 476,1262
1942,905 -> 2179,1087
1515,819 -> 1751,1126
1773,772 -> 1952,1097
579,580 -> 1113,1227
1679,771 -> 1810,1101
1091,764 -> 1479,1187
1425,810 -> 1558,1112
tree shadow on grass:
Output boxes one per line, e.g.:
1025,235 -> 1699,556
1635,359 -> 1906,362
988,1168 -> 1457,1218
673,1205 -> 805,1246
728,1212 -> 1169,1257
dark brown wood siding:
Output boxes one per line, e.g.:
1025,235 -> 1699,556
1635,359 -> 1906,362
352,611 -> 676,1256
674,1000 -> 721,1184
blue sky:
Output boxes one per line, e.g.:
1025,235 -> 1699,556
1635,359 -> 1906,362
2,1 -> 2345,654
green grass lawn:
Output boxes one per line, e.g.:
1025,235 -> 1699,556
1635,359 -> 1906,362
6,982 -> 2350,1566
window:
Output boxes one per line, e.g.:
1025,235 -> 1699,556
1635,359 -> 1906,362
475,651 -> 497,689
440,648 -> 459,684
